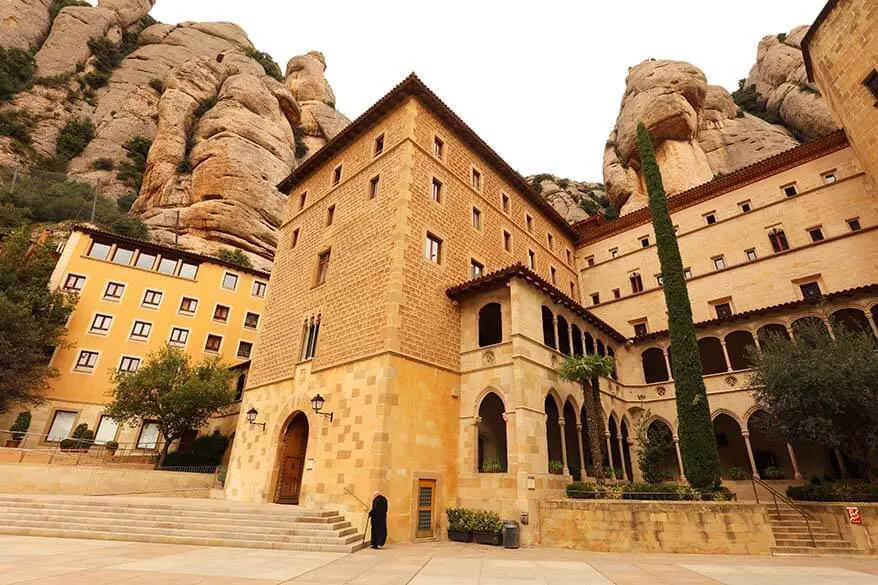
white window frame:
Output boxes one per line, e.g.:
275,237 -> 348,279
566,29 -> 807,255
221,272 -> 239,291
118,355 -> 141,373
74,349 -> 99,373
243,311 -> 260,330
251,280 -> 268,298
204,333 -> 223,354
236,340 -> 253,359
63,273 -> 86,292
46,410 -> 77,442
136,421 -> 161,450
213,303 -> 231,323
103,281 -> 126,302
89,313 -> 113,335
178,296 -> 199,316
169,326 -> 190,347
141,289 -> 163,309
130,320 -> 152,341
94,415 -> 119,445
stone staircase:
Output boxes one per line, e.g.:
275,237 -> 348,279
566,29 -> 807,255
768,505 -> 862,555
0,494 -> 367,553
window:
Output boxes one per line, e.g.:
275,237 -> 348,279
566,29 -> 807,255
471,207 -> 482,230
205,334 -> 222,352
64,274 -> 85,292
332,164 -> 343,185
656,274 -> 664,287
848,218 -> 861,231
290,228 -> 300,248
298,192 -> 307,209
75,350 -> 99,372
374,133 -> 384,155
525,214 -> 534,233
565,249 -> 572,265
590,293 -> 600,305
244,312 -> 260,329
222,272 -> 238,290
782,183 -> 798,197
169,327 -> 189,346
135,252 -> 156,270
432,136 -> 444,158
142,289 -> 162,308
633,322 -> 648,336
528,249 -> 536,270
178,262 -> 198,280
471,168 -> 482,191
478,303 -> 502,347
130,321 -> 151,340
252,281 -> 267,298
326,205 -> 335,226
704,213 -> 717,225
213,304 -> 230,322
547,233 -> 555,250
865,69 -> 878,101
808,227 -> 824,242
501,193 -> 510,213
237,341 -> 253,359
431,178 -> 442,203
684,268 -> 692,279
90,314 -> 112,334
799,282 -> 822,300
119,356 -> 141,373
424,233 -> 442,264
88,242 -> 111,260
315,250 -> 331,285
47,410 -> 77,442
746,248 -> 757,262
586,256 -> 595,267
550,266 -> 557,285
769,228 -> 789,253
713,256 -> 726,270
822,171 -> 837,184
179,297 -> 198,314
629,272 -> 643,294
570,282 -> 576,297
612,288 -> 620,299
300,315 -> 321,361
103,282 -> 124,300
609,248 -> 618,259
739,200 -> 752,214
471,259 -> 484,279
503,230 -> 512,252
369,175 -> 380,199
112,247 -> 134,265
639,236 -> 650,248
94,416 -> 119,445
715,303 -> 733,319
157,257 -> 177,275
137,422 -> 160,449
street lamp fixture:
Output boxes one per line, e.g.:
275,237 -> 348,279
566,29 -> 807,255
310,394 -> 333,423
246,407 -> 265,431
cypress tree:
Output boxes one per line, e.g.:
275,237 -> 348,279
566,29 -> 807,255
636,122 -> 721,489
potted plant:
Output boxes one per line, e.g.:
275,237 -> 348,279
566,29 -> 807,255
60,423 -> 94,452
5,411 -> 31,448
446,508 -> 473,542
104,440 -> 119,455
548,460 -> 564,474
472,510 -> 503,546
481,458 -> 502,473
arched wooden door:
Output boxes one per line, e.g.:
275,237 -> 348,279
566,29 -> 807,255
276,413 -> 309,504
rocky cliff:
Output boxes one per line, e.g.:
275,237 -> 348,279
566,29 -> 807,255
527,175 -> 613,223
0,0 -> 348,269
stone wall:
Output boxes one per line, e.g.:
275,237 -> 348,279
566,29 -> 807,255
799,503 -> 878,554
539,499 -> 774,554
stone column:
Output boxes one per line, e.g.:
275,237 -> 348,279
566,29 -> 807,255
616,434 -> 627,481
719,339 -> 732,371
576,423 -> 587,479
663,348 -> 672,380
834,449 -> 850,479
823,317 -> 836,340
558,417 -> 569,476
568,327 -> 575,357
786,442 -> 802,480
742,430 -> 759,479
473,416 -> 482,473
751,330 -> 762,352
628,438 -> 644,482
604,431 -> 617,480
865,311 -> 878,339
672,436 -> 686,482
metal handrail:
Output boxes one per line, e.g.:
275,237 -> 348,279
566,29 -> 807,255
751,476 -> 816,547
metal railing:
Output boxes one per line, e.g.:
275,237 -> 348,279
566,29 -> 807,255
1,428 -> 159,463
751,476 -> 816,547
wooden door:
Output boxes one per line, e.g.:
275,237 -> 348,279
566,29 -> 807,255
276,413 -> 309,504
415,479 -> 436,539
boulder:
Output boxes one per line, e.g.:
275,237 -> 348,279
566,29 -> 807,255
285,51 -> 335,104
528,175 -> 609,223
34,5 -> 116,77
0,0 -> 52,51
98,0 -> 155,28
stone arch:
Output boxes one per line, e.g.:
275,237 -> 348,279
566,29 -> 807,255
541,305 -> 556,348
607,415 -> 622,479
544,394 -> 563,472
641,347 -> 669,383
757,323 -> 790,346
477,391 -> 508,472
724,330 -> 757,371
791,315 -> 831,345
274,411 -> 310,504
563,399 -> 581,479
584,331 -> 595,355
830,307 -> 874,338
571,324 -> 584,356
646,418 -> 679,481
596,339 -> 606,356
472,386 -> 506,418
478,302 -> 503,347
697,336 -> 728,374
712,411 -> 750,478
746,409 -> 793,479
557,315 -> 571,355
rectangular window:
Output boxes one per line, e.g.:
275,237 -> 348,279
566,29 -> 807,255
244,312 -> 260,329
252,281 -> 267,298
298,192 -> 307,209
47,410 -> 77,442
178,262 -> 198,280
169,327 -> 189,346
704,213 -> 717,225
609,248 -> 618,259
591,293 -> 600,305
715,303 -> 733,319
112,247 -> 134,265
374,133 -> 384,156
612,288 -> 620,299
142,289 -> 162,308
213,304 -> 230,322
565,249 -> 572,265
103,282 -> 124,300
424,233 -> 442,264
782,183 -> 798,197
237,340 -> 253,359
547,233 -> 555,250
471,259 -> 484,279
300,315 -> 321,361
179,297 -> 197,315
769,228 -> 790,253
713,256 -> 726,270
205,334 -> 222,353
501,193 -> 510,213
586,256 -> 595,267
471,207 -> 482,230
369,175 -> 380,199
135,252 -> 156,270
808,227 -> 824,242
316,250 -> 331,285
746,248 -> 758,262
739,200 -> 752,214
130,321 -> 151,340
684,268 -> 692,279
326,204 -> 335,226
332,164 -> 343,185
157,257 -> 177,275
656,274 -> 664,287
848,218 -> 861,231
630,272 -> 643,293
525,214 -> 533,233
431,178 -> 443,203
822,171 -> 837,184
570,282 -> 576,297
528,249 -> 536,270
119,356 -> 141,373
639,236 -> 649,248
503,230 -> 512,252
471,168 -> 482,191
865,69 -> 878,100
432,136 -> 444,159
550,266 -> 557,285
633,322 -> 648,336
137,421 -> 160,449
90,314 -> 112,334
64,273 -> 85,292
800,282 -> 822,300
88,242 -> 111,260
75,350 -> 98,372
291,228 -> 300,248
94,416 -> 119,445
222,272 -> 238,290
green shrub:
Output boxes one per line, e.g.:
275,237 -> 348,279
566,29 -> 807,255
637,416 -> 673,484
91,158 -> 115,171
56,118 -> 95,161
84,30 -> 140,89
556,178 -> 570,189
481,458 -> 502,473
470,509 -> 502,533
194,95 -> 217,119
83,70 -> 110,90
148,78 -> 163,93
763,466 -> 786,480
776,32 -> 787,43
601,206 -> 619,221
0,47 -> 36,99
566,481 -> 605,499
117,136 -> 152,192
10,411 -> 32,441
34,74 -> 72,89
530,173 -> 553,188
728,466 -> 749,480
548,460 -> 564,474
293,126 -> 307,159
731,79 -> 784,126
163,434 -> 230,468
446,508 -> 474,532
105,440 -> 119,450
117,192 -> 137,213
787,483 -> 878,503
245,48 -> 283,81
0,203 -> 28,229
0,109 -> 34,147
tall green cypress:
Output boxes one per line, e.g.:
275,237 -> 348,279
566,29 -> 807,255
636,122 -> 721,489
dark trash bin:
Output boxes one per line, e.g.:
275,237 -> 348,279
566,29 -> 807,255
503,520 -> 520,549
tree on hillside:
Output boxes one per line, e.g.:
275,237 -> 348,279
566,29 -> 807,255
749,319 -> 878,480
105,344 -> 235,467
0,227 -> 75,413
636,122 -> 721,489
557,353 -> 615,484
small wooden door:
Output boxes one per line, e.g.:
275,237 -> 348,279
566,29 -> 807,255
415,479 -> 436,539
276,413 -> 309,504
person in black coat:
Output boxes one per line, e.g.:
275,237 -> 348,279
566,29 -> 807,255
369,495 -> 388,549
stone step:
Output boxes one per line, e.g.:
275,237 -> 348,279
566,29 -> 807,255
770,526 -> 838,535
771,545 -> 866,556
774,537 -> 850,547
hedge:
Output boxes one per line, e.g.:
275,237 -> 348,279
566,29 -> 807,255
787,483 -> 878,503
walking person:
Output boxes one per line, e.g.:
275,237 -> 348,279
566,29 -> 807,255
368,494 -> 387,549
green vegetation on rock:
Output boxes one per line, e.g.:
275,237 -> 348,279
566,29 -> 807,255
245,48 -> 283,82
0,47 -> 36,100
215,248 -> 252,269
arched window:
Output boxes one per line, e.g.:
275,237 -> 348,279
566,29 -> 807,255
792,316 -> 831,346
724,330 -> 756,371
478,303 -> 502,347
830,308 -> 874,339
641,348 -> 669,383
596,339 -> 606,357
607,346 -> 617,379
697,337 -> 728,374
571,324 -> 583,356
757,323 -> 789,347
557,316 -> 571,355
478,392 -> 507,473
544,395 -> 563,471
584,332 -> 595,355
541,306 -> 556,348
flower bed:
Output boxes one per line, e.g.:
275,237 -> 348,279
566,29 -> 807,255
566,481 -> 734,501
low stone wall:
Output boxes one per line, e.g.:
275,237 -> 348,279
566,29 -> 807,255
0,463 -> 215,498
539,499 -> 774,554
0,447 -> 155,467
798,502 -> 878,553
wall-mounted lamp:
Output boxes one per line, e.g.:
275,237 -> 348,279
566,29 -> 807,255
246,407 -> 265,431
310,393 -> 333,423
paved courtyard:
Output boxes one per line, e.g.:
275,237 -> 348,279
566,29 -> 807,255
1,536 -> 877,584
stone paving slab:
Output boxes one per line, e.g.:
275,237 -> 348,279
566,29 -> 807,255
1,536 -> 878,584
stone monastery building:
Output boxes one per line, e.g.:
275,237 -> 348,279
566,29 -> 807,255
225,0 -> 878,545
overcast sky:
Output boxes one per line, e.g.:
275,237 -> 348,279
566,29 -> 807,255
150,0 -> 825,182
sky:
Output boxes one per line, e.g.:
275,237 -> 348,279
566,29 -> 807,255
150,0 -> 827,182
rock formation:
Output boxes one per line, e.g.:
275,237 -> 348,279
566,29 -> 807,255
0,0 -> 53,51
527,175 -> 611,223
